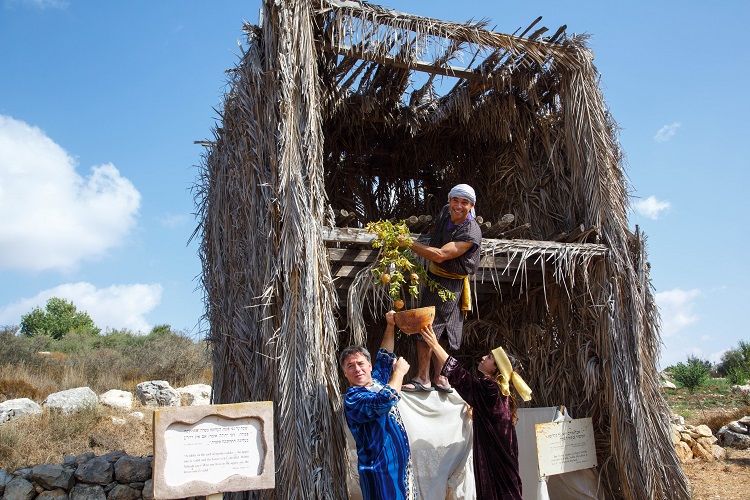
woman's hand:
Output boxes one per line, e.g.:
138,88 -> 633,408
420,323 -> 450,371
420,324 -> 439,349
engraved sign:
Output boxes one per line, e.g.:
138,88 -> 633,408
535,417 -> 597,477
153,402 -> 274,498
165,416 -> 263,485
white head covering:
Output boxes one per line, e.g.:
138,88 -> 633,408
448,184 -> 476,217
448,184 -> 476,204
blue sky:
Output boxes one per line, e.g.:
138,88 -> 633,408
1,0 -> 748,370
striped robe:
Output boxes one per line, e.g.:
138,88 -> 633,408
344,348 -> 416,500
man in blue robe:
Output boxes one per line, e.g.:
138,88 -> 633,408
340,311 -> 415,500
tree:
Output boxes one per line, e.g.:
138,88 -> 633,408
670,355 -> 710,394
19,297 -> 101,340
715,340 -> 750,378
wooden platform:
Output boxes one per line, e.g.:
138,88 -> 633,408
323,226 -> 608,304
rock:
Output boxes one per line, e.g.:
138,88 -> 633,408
696,435 -> 718,449
692,424 -> 714,438
135,381 -> 180,408
739,415 -> 750,425
31,464 -> 75,491
732,384 -> 750,396
661,380 -> 677,390
43,387 -> 98,415
114,456 -> 151,484
3,477 -> 36,500
727,421 -> 748,434
680,432 -> 695,447
69,483 -> 106,500
75,458 -> 113,485
177,384 -> 212,406
63,453 -> 96,468
691,441 -> 714,461
1,470 -> 11,496
127,412 -> 144,421
98,390 -> 133,411
675,441 -> 693,462
670,424 -> 681,445
37,489 -> 68,500
0,398 -> 42,425
712,444 -> 727,460
98,451 -> 127,464
141,479 -> 153,500
110,417 -> 126,426
106,484 -> 140,500
717,426 -> 750,449
669,413 -> 684,425
127,483 -> 143,491
13,468 -> 33,480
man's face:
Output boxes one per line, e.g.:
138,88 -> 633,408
449,196 -> 474,223
342,352 -> 373,387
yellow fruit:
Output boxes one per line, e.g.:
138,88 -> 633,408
410,273 -> 419,283
381,273 -> 391,284
394,299 -> 405,310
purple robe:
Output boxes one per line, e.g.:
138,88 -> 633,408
442,356 -> 522,499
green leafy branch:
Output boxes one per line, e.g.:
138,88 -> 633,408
365,220 -> 455,305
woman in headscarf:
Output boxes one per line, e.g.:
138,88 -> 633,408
419,322 -> 532,499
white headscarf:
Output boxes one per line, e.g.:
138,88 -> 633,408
448,184 -> 476,217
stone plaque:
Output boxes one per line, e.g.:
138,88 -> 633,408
535,417 -> 597,477
153,402 -> 274,498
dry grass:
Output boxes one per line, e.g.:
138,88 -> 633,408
0,329 -> 211,472
663,377 -> 750,431
0,406 -> 154,472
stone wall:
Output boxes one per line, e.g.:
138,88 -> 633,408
1,450 -> 162,500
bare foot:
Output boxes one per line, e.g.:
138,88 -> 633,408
432,375 -> 453,393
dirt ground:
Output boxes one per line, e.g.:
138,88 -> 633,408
677,404 -> 750,500
681,447 -> 750,499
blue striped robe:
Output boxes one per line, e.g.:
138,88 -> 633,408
344,348 -> 415,500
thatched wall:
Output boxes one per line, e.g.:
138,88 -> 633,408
196,1 -> 690,498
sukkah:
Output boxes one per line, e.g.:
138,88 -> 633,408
194,1 -> 690,498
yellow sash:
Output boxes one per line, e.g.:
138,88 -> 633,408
428,262 -> 471,313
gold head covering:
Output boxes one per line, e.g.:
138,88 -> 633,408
491,346 -> 532,402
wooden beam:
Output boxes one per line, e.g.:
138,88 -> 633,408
317,40 -> 488,81
321,226 -> 608,257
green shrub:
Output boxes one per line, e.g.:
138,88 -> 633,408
670,356 -> 710,394
20,297 -> 100,340
726,365 -> 750,386
716,340 -> 750,380
127,331 -> 211,387
0,330 -> 51,365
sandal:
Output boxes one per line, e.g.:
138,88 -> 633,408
402,380 -> 435,392
433,384 -> 454,394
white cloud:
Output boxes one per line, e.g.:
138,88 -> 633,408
633,195 -> 671,220
159,213 -> 189,228
0,282 -> 163,333
655,288 -> 701,337
0,115 -> 141,272
654,122 -> 681,142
